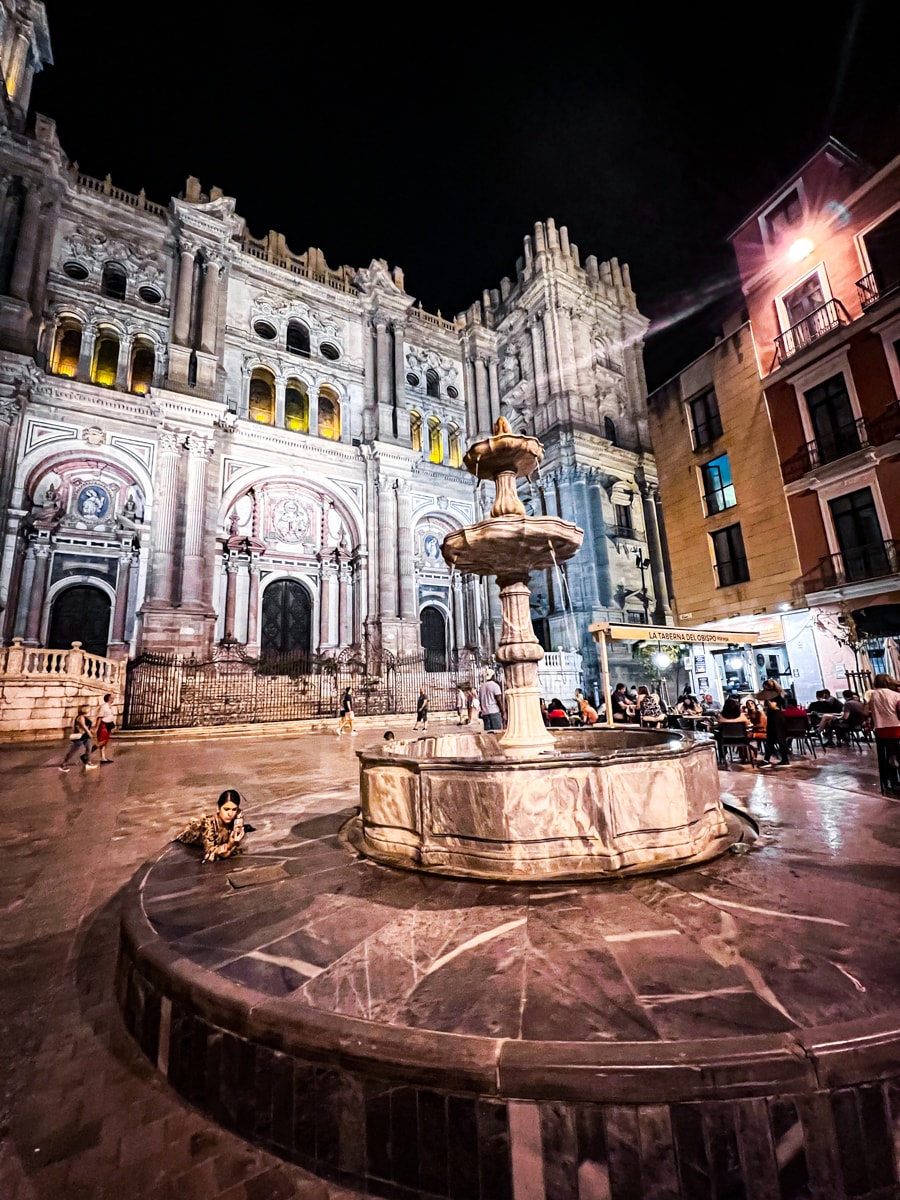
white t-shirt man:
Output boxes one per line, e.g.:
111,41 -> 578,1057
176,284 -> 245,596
478,676 -> 504,731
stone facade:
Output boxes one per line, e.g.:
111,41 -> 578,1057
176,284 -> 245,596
0,2 -> 664,685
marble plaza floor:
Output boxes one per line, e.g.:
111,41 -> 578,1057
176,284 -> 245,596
1,719 -> 899,1198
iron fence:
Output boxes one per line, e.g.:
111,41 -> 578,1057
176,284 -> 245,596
123,640 -> 491,730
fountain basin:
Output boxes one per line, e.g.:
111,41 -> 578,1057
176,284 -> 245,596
350,728 -> 733,880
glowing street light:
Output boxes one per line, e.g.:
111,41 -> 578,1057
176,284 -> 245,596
787,236 -> 815,263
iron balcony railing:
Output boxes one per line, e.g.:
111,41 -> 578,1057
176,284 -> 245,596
774,299 -> 848,362
609,523 -> 635,539
712,557 -> 750,588
780,416 -> 868,483
801,539 -> 899,595
856,272 -> 900,310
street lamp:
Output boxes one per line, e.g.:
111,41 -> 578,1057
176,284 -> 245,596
633,549 -> 651,624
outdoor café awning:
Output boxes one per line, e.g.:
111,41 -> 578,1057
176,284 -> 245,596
588,623 -> 761,645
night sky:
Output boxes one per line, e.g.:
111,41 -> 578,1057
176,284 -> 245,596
33,2 -> 900,389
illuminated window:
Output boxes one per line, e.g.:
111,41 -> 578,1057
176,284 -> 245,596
101,263 -> 127,300
129,338 -> 155,395
410,410 -> 422,452
700,453 -> 736,515
286,320 -> 310,356
248,368 -> 275,424
448,424 -> 462,467
428,417 -> 442,463
285,381 -> 309,432
318,387 -> 341,440
426,369 -> 440,399
783,274 -> 826,327
51,320 -> 82,377
91,331 -> 119,387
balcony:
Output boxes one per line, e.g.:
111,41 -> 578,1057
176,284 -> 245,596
856,272 -> 900,310
774,299 -> 848,362
609,523 -> 635,540
801,539 -> 899,594
780,403 -> 900,483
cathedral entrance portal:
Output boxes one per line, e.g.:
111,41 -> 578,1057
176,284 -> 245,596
261,579 -> 312,662
48,585 -> 111,657
420,605 -> 447,671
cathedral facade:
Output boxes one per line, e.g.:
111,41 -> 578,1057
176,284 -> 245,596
0,1 -> 667,684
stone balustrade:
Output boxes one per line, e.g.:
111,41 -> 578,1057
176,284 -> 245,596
0,639 -> 124,742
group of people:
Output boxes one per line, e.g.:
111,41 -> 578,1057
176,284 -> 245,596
59,693 -> 117,771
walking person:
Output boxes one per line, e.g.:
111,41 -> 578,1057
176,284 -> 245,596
96,692 -> 116,764
478,670 -> 504,732
414,686 -> 429,732
869,674 -> 900,795
337,686 -> 357,735
59,706 -> 98,771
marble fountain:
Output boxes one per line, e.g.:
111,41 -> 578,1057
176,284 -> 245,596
347,417 -> 738,879
116,423 -> 900,1200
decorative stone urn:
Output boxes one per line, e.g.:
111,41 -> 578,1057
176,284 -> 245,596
441,417 -> 583,756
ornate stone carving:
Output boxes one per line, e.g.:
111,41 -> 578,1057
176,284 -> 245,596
82,425 -> 106,446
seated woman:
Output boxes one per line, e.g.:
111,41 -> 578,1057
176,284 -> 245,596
546,698 -> 571,727
175,789 -> 247,863
637,686 -> 665,728
717,697 -> 754,761
743,698 -> 767,743
676,693 -> 704,718
574,688 -> 599,726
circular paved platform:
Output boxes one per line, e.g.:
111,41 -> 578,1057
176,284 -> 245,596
118,766 -> 900,1200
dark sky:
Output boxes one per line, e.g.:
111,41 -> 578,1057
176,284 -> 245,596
34,2 -> 899,389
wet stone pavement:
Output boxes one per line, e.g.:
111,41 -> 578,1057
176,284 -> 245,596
1,721 -> 899,1198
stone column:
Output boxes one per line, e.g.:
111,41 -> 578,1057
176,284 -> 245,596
9,183 -> 41,302
558,306 -> 578,394
223,557 -> 239,639
474,358 -> 490,437
362,321 -> 378,442
318,556 -> 332,649
173,244 -> 196,345
487,359 -> 502,428
23,542 -> 50,644
76,321 -> 95,382
392,320 -> 406,440
13,544 -> 36,640
110,548 -> 136,646
180,435 -> 213,608
642,485 -> 672,620
375,318 -> 391,439
274,378 -> 286,429
543,311 -> 562,399
6,29 -> 31,102
199,258 -> 221,354
337,560 -> 351,647
452,572 -> 466,653
396,480 -> 416,620
377,475 -> 398,619
246,557 -> 261,647
115,333 -> 133,392
463,357 -> 478,441
145,432 -> 182,605
529,320 -> 549,407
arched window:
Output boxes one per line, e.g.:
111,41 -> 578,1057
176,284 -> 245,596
318,387 -> 341,440
285,380 -> 309,432
50,319 -> 81,377
286,320 -> 310,356
604,415 -> 618,445
91,329 -> 119,387
426,368 -> 440,399
448,424 -> 462,467
410,410 -> 423,452
249,367 -> 276,425
129,337 -> 155,395
101,262 -> 127,300
428,417 -> 442,464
